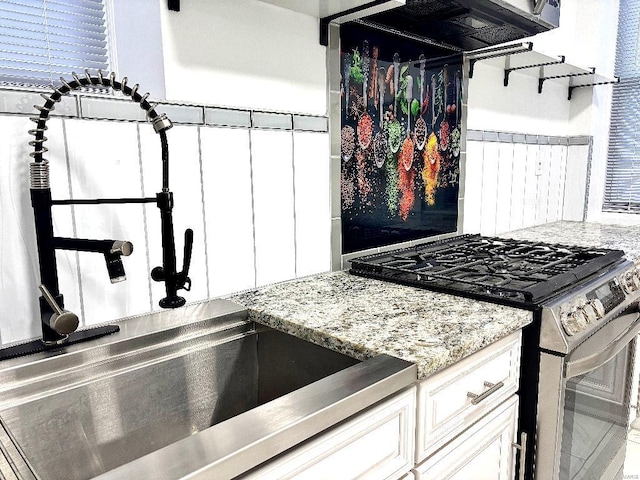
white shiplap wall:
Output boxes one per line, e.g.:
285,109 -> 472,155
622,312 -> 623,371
463,135 -> 589,236
0,114 -> 330,344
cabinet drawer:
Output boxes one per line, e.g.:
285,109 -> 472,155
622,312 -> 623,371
416,331 -> 521,461
414,395 -> 519,480
243,386 -> 416,480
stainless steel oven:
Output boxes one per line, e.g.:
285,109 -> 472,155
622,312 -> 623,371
349,234 -> 640,480
534,267 -> 640,479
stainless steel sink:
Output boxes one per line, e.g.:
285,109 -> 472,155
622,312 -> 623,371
0,299 -> 416,480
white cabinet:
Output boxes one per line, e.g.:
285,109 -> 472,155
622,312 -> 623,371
245,386 -> 416,480
416,331 -> 522,462
414,396 -> 519,480
414,331 -> 522,480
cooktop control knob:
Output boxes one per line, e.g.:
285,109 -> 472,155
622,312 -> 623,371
591,298 -> 605,319
582,303 -> 597,324
633,268 -> 640,290
621,272 -> 635,294
560,312 -> 575,336
574,309 -> 588,330
620,269 -> 640,294
561,310 -> 584,336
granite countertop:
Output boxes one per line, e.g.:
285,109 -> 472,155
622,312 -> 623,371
501,221 -> 640,262
230,272 -> 532,380
230,221 -> 640,381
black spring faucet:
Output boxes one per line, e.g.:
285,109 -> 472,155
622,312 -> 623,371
28,70 -> 193,346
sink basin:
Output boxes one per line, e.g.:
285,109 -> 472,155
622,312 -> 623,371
0,300 -> 415,480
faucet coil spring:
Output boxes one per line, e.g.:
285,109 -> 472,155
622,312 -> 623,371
59,76 -> 72,91
33,104 -> 55,114
29,92 -> 59,163
29,69 -> 172,166
28,115 -> 49,161
30,160 -> 50,189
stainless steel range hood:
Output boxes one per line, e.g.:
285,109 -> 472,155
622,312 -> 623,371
360,0 -> 560,51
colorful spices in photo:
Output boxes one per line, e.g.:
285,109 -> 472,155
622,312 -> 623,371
356,149 -> 372,202
385,147 -> 399,215
373,131 -> 387,168
423,132 -> 441,206
398,162 -> 415,221
357,113 -> 374,150
387,119 -> 402,153
339,27 -> 461,253
400,137 -> 414,171
439,119 -> 450,151
341,167 -> 356,210
341,126 -> 355,160
415,116 -> 427,150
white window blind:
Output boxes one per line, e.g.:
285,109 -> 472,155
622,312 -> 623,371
0,0 -> 109,88
605,0 -> 640,212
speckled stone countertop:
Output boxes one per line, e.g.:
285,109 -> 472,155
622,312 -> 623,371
230,272 -> 532,380
501,221 -> 640,262
229,221 -> 640,380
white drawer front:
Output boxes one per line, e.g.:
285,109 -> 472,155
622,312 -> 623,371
245,386 -> 416,480
414,395 -> 519,480
416,331 -> 521,461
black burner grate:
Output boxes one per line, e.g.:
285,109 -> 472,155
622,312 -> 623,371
349,235 -> 625,308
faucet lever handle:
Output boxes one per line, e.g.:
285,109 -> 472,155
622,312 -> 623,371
180,228 -> 193,285
38,284 -> 79,335
39,284 -> 64,315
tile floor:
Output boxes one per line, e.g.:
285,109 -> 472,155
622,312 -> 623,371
625,418 -> 640,478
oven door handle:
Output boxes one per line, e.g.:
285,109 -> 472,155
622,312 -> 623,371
565,311 -> 640,379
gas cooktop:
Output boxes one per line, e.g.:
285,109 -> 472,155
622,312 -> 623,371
349,234 -> 625,309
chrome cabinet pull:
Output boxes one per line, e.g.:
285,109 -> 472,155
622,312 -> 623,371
512,431 -> 528,480
467,381 -> 504,405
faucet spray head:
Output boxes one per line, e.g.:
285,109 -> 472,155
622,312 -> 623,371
105,241 -> 133,283
105,255 -> 127,283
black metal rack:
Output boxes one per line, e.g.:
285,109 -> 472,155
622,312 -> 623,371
538,67 -> 595,94
505,54 -> 564,87
568,75 -> 621,100
467,42 -> 533,78
467,42 -> 620,100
